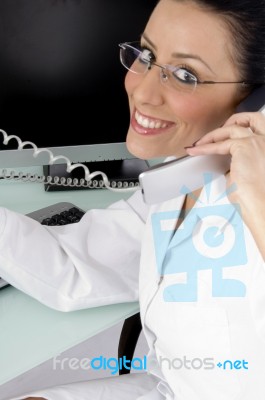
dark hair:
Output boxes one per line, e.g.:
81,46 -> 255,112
159,0 -> 265,91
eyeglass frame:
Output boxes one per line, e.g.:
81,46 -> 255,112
119,41 -> 263,90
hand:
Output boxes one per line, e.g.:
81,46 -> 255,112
186,111 -> 265,204
185,111 -> 265,258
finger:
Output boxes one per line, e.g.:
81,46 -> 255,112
186,139 -> 234,156
194,124 -> 253,146
223,111 -> 265,136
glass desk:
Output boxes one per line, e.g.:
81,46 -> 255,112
0,168 -> 143,399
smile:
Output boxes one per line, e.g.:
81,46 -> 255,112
135,110 -> 169,129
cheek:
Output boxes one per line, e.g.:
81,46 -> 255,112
169,92 -> 236,134
166,94 -> 210,136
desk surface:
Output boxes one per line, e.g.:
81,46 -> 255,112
0,168 -> 140,386
0,287 -> 139,386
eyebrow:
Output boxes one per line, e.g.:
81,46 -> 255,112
141,33 -> 215,74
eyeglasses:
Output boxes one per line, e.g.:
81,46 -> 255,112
119,41 -> 260,94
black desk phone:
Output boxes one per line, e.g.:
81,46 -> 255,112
139,85 -> 265,204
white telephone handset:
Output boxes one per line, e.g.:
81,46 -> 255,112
139,85 -> 265,204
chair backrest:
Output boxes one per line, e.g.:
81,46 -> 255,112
118,312 -> 142,375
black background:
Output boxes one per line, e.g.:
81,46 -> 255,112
0,0 -> 157,149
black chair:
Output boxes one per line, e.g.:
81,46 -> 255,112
118,312 -> 142,375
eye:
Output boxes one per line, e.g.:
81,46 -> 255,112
139,48 -> 155,65
172,67 -> 197,85
137,43 -> 156,64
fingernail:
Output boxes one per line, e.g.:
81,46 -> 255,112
192,139 -> 200,146
184,139 -> 200,149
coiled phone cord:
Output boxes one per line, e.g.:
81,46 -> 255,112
0,129 -> 139,193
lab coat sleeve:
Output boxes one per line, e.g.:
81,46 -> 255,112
0,190 -> 150,311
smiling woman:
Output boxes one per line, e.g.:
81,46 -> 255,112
2,0 -> 265,400
124,0 -> 253,160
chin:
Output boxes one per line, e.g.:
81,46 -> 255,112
126,142 -> 147,159
125,130 -> 163,159
126,138 -> 159,160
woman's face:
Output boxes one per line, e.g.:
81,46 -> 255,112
125,0 -> 243,159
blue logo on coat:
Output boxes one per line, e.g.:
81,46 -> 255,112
151,195 -> 247,302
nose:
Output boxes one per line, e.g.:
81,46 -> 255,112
149,61 -> 170,85
132,64 -> 165,106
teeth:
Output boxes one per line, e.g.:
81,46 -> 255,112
135,111 -> 168,129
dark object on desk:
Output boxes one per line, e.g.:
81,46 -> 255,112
0,202 -> 85,289
43,159 -> 150,192
27,203 -> 85,226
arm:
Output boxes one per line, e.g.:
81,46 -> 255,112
186,111 -> 265,259
0,190 -> 149,311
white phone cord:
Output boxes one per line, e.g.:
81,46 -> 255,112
0,129 -> 139,193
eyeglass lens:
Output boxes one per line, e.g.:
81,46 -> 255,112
120,43 -> 198,93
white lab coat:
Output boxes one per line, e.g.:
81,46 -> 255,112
1,174 -> 265,400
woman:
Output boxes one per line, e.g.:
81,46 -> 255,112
2,0 -> 265,398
